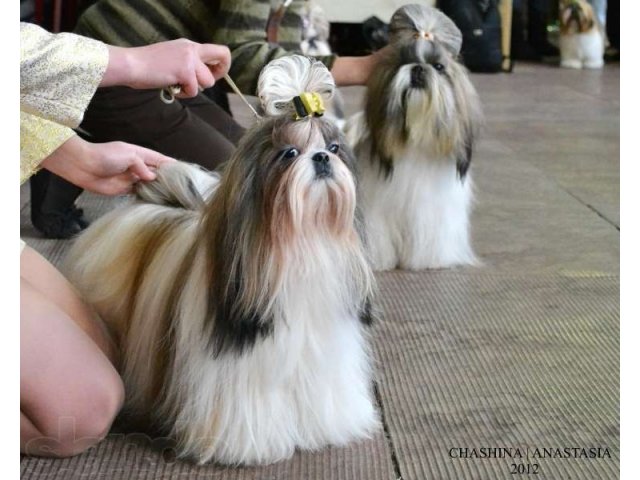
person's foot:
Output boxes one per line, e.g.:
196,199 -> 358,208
604,47 -> 619,62
32,206 -> 90,239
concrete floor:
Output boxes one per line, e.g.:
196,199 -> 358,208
20,62 -> 619,479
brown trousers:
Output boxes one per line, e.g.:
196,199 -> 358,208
79,85 -> 245,169
31,85 -> 245,223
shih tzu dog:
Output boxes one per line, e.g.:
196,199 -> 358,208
300,1 -> 332,57
345,4 -> 483,271
559,0 -> 604,69
65,55 -> 377,465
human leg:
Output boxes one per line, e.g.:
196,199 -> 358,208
20,247 -> 123,457
20,247 -> 117,361
180,90 -> 245,147
587,0 -> 607,28
528,0 -> 559,56
31,87 -> 246,239
80,86 -> 243,171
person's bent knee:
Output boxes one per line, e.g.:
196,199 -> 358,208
55,372 -> 124,457
25,372 -> 124,457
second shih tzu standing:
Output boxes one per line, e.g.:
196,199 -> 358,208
66,55 -> 378,465
559,0 -> 605,69
345,4 -> 483,271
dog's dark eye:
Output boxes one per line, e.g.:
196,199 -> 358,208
328,143 -> 339,154
433,63 -> 445,72
282,147 -> 300,159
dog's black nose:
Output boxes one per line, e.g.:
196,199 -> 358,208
312,152 -> 332,178
410,65 -> 426,88
313,152 -> 329,164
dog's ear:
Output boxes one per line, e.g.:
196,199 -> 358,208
208,262 -> 274,356
363,52 -> 407,178
370,147 -> 395,178
366,107 -> 409,179
577,12 -> 585,31
452,64 -> 482,182
365,89 -> 395,178
456,140 -> 473,180
202,170 -> 276,357
358,296 -> 374,326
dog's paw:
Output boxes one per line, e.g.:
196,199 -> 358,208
560,59 -> 583,69
583,58 -> 604,69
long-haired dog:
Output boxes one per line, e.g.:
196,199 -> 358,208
300,1 -> 332,57
559,0 -> 604,69
345,4 -> 483,271
65,55 -> 378,465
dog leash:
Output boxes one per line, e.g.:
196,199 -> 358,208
222,74 -> 262,119
160,73 -> 262,120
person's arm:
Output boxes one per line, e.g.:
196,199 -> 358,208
20,22 -> 109,128
211,1 -> 390,93
20,112 -> 174,191
102,40 -> 231,97
21,22 -> 232,126
20,113 -> 76,184
40,135 -> 175,196
330,46 -> 393,86
210,0 -> 334,94
20,23 -> 230,183
330,56 -> 376,86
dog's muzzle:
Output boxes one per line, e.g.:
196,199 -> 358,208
410,65 -> 427,89
568,5 -> 584,29
313,152 -> 332,178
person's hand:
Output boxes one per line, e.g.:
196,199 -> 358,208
102,39 -> 232,97
40,135 -> 176,196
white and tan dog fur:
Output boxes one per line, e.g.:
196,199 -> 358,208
559,0 -> 605,69
66,55 -> 378,466
345,5 -> 483,271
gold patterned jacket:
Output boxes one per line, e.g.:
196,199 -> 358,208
20,22 -> 109,184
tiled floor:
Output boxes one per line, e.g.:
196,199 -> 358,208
21,62 -> 619,479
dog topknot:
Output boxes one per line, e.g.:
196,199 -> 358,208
389,4 -> 463,57
257,55 -> 335,118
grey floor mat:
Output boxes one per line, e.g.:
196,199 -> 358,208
20,432 -> 395,480
374,271 -> 619,480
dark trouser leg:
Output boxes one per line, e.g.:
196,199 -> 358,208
528,0 -> 558,56
31,85 -> 245,238
512,0 -> 538,60
180,92 -> 245,147
79,85 -> 244,171
202,83 -> 232,115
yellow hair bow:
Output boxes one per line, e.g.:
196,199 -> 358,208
292,92 -> 325,120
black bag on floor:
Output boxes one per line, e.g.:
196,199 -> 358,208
362,16 -> 389,51
438,0 -> 503,73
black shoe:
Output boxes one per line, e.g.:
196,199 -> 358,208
32,206 -> 89,239
604,47 -> 619,62
30,170 -> 87,239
